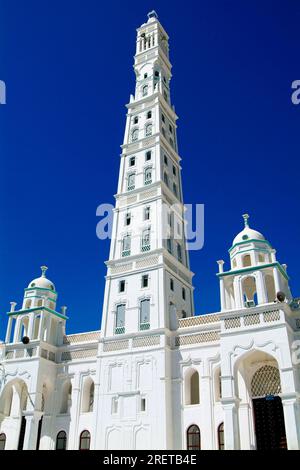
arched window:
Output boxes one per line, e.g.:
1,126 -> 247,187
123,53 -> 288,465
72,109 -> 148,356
265,274 -> 276,302
145,123 -> 152,137
214,367 -> 222,402
0,433 -> 6,451
127,173 -> 135,191
20,317 -> 29,340
79,430 -> 91,450
131,129 -> 138,142
144,167 -> 152,185
242,276 -> 257,307
82,379 -> 95,413
185,369 -> 200,405
60,381 -> 72,414
33,315 -> 41,339
115,304 -> 125,335
122,235 -> 131,257
56,430 -> 67,450
140,299 -> 150,330
141,228 -> 151,252
218,423 -> 224,450
187,425 -> 200,450
37,299 -> 43,307
242,254 -> 251,267
25,299 -> 31,309
142,85 -> 148,97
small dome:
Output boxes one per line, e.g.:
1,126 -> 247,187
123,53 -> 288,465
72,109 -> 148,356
232,214 -> 265,246
28,266 -> 55,291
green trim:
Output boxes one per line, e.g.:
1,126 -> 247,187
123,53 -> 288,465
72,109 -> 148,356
231,247 -> 271,259
24,286 -> 58,296
7,306 -> 68,320
217,262 -> 289,280
228,238 -> 271,253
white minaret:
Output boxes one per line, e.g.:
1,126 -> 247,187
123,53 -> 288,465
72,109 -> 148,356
100,11 -> 194,339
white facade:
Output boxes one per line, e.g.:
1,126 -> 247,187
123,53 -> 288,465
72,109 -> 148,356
1,12 -> 300,451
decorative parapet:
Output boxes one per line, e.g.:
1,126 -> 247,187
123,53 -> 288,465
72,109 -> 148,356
63,331 -> 100,344
178,313 -> 220,329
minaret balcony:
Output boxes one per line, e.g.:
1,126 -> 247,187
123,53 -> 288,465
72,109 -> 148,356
115,326 -> 125,335
141,244 -> 151,253
121,250 -> 131,258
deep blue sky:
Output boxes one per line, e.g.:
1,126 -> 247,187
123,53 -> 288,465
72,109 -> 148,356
0,0 -> 299,336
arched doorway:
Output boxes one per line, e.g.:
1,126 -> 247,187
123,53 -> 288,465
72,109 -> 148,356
251,365 -> 287,449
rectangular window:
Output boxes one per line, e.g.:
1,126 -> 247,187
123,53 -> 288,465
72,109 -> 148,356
177,244 -> 182,262
169,124 -> 173,133
127,173 -> 135,191
145,150 -> 152,161
162,114 -> 165,123
142,274 -> 149,288
141,397 -> 146,412
164,155 -> 168,165
119,280 -> 125,293
112,397 -> 118,414
140,299 -> 150,330
115,304 -> 125,334
173,165 -> 176,176
129,156 -> 136,167
133,116 -> 138,124
125,212 -> 131,226
144,206 -> 150,220
147,111 -> 152,119
182,287 -> 186,300
162,127 -> 166,138
170,278 -> 174,291
167,238 -> 172,253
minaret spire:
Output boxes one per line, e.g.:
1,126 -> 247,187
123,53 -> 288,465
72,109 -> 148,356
242,213 -> 250,228
41,265 -> 48,278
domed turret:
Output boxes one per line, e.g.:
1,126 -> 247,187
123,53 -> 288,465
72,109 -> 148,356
216,214 -> 292,312
232,214 -> 265,246
23,266 -> 57,311
28,266 -> 55,291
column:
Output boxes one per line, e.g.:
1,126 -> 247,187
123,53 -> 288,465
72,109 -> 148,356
69,374 -> 81,450
281,393 -> 300,450
22,411 -> 43,450
238,403 -> 253,449
219,278 -> 226,311
233,277 -> 242,309
256,271 -> 267,304
13,317 -> 21,343
5,317 -> 13,344
201,375 -> 214,449
221,397 -> 241,450
28,315 -> 35,340
273,267 -> 281,295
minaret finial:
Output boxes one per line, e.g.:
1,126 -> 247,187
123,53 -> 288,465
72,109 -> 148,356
242,214 -> 250,228
147,10 -> 158,20
41,266 -> 48,278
